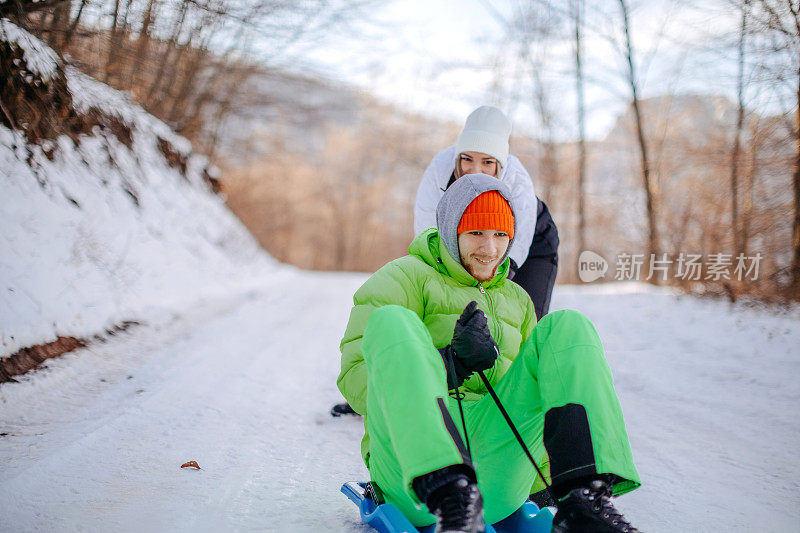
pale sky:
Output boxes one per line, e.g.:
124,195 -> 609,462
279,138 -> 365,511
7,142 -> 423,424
304,0 -> 498,122
300,0 -> 746,141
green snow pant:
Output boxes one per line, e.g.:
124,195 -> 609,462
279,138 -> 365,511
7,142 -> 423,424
362,305 -> 640,527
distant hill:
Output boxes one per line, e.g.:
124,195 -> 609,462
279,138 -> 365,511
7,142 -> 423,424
593,92 -> 793,251
210,67 -> 367,165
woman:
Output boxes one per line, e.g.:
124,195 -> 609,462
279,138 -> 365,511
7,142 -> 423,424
414,105 -> 559,321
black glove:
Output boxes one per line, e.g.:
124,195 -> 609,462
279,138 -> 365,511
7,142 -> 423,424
440,301 -> 499,388
508,258 -> 518,280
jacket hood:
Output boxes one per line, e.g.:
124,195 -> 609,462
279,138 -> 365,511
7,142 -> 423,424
435,173 -> 518,269
408,228 -> 510,288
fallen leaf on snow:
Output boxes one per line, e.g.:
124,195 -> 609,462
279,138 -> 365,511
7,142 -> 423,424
180,460 -> 201,470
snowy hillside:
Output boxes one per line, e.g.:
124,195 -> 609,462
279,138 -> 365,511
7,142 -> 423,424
0,20 -> 278,360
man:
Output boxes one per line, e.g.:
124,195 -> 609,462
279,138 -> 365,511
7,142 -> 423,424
414,105 -> 559,320
338,173 -> 640,532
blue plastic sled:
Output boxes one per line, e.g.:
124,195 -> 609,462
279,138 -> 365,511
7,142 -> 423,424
341,482 -> 554,533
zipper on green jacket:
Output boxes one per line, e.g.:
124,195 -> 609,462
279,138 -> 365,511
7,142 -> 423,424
478,283 -> 502,384
483,286 -> 501,347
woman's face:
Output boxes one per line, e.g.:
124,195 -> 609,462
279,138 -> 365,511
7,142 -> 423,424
456,151 -> 499,178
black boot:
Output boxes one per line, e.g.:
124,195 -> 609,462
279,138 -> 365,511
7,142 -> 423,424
330,402 -> 358,417
412,466 -> 485,533
528,488 -> 556,509
551,479 -> 639,533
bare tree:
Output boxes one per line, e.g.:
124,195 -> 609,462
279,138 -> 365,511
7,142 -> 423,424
222,103 -> 451,272
6,0 -> 379,162
62,0 -> 88,48
741,113 -> 766,255
730,0 -> 751,257
619,0 -> 660,265
745,0 -> 800,298
482,0 -> 564,212
0,0 -> 70,18
572,0 -> 588,256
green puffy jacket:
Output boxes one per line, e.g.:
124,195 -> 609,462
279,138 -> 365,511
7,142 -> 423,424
338,228 -> 537,463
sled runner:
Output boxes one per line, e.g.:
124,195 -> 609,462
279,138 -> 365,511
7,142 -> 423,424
341,481 -> 555,533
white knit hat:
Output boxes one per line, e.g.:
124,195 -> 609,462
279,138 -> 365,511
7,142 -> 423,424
455,106 -> 512,167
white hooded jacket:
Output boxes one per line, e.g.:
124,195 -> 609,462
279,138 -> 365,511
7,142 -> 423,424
413,146 -> 537,267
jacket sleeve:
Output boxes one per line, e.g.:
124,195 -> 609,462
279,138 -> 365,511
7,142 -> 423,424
520,291 -> 538,344
413,148 -> 455,236
337,262 -> 424,414
505,156 -> 538,267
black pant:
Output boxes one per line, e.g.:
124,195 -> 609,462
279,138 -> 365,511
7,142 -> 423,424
513,199 -> 559,321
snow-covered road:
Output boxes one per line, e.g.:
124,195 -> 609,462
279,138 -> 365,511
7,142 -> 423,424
1,276 -> 799,532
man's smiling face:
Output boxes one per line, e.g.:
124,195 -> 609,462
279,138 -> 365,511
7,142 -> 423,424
458,229 -> 510,282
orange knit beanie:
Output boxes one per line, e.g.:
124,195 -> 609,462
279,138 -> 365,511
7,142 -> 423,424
457,190 -> 514,238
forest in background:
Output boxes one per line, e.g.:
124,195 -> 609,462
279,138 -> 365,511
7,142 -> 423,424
2,0 -> 798,303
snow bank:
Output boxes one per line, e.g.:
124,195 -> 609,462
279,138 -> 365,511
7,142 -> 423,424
65,66 -> 192,156
0,22 -> 278,358
0,18 -> 59,82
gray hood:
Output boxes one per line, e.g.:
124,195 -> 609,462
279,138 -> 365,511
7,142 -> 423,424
435,173 -> 518,266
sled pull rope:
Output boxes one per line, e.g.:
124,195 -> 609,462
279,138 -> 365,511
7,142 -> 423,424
445,352 -> 472,459
455,387 -> 470,459
476,370 -> 557,503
